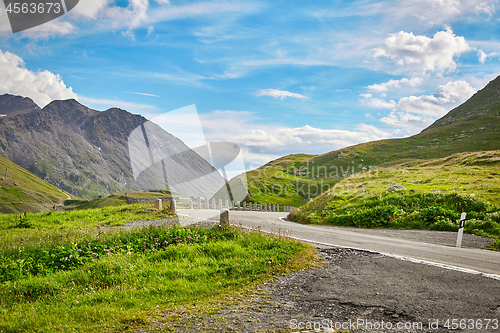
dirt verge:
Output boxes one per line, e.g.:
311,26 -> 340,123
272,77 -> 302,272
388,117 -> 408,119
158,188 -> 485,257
140,247 -> 500,333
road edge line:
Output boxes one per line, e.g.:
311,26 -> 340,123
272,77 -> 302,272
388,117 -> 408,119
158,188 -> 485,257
232,218 -> 500,281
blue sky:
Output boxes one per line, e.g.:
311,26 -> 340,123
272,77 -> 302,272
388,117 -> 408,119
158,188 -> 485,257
1,0 -> 500,171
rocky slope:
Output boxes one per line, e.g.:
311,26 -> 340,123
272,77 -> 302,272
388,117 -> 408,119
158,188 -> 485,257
0,95 -> 224,199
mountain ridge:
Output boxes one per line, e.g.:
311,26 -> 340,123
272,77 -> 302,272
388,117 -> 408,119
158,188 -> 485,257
0,96 -> 224,199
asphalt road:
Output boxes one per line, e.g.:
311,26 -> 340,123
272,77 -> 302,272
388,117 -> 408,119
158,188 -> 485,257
178,209 -> 500,276
168,209 -> 500,332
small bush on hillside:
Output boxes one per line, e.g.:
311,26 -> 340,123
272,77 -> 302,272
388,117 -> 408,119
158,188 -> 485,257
296,192 -> 499,243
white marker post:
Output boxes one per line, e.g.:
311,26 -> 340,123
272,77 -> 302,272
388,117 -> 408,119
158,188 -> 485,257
456,212 -> 466,248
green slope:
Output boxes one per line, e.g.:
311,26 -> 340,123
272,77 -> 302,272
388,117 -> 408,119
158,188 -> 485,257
0,156 -> 73,213
234,76 -> 500,205
287,151 -> 500,249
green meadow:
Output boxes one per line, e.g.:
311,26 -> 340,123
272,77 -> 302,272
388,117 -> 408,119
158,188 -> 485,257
0,204 -> 316,332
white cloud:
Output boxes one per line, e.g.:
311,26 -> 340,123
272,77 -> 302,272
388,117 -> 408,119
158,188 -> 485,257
475,1 -> 497,18
78,96 -> 159,112
372,28 -> 470,73
72,0 -> 112,19
0,49 -> 77,107
363,80 -> 476,117
1,0 -> 260,39
379,111 -> 435,135
397,80 -> 476,116
477,49 -> 498,63
107,0 -> 150,32
198,110 -> 392,167
478,50 -> 488,63
367,77 -> 424,93
126,91 -> 160,97
321,0 -> 498,29
363,80 -> 477,135
147,25 -> 154,36
83,0 -> 261,37
256,89 -> 309,100
360,94 -> 397,109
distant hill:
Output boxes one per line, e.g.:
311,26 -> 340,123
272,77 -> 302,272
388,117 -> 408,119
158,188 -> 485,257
229,75 -> 500,205
0,95 -> 224,199
0,155 -> 71,213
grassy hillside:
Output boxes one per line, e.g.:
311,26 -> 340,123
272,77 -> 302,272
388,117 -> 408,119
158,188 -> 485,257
0,156 -> 73,214
288,151 -> 500,250
235,76 -> 500,205
64,191 -> 172,210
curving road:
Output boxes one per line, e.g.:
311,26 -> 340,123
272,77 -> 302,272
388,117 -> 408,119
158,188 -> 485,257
179,209 -> 500,276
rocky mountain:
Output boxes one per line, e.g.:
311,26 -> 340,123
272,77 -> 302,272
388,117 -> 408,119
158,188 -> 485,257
0,94 -> 40,117
0,95 -> 225,199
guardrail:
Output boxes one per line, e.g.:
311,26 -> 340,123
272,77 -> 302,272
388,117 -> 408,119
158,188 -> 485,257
172,197 -> 296,213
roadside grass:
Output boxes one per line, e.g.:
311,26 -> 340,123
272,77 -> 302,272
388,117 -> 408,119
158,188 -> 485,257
0,224 -> 317,333
0,204 -> 175,253
289,151 -> 500,250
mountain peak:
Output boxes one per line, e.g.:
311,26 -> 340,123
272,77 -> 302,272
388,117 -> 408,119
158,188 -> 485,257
423,75 -> 500,132
0,93 -> 40,117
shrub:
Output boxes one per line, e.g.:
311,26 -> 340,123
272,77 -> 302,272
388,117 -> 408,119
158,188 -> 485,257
429,219 -> 459,232
326,206 -> 402,228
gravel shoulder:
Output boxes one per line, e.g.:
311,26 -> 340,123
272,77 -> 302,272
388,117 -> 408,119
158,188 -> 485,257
152,247 -> 500,333
325,226 -> 495,250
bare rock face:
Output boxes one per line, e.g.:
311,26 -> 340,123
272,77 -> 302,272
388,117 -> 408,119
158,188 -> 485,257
0,94 -> 224,199
386,185 -> 407,192
0,94 -> 40,117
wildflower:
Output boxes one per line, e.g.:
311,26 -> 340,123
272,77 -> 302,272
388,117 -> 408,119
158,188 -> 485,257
77,249 -> 82,252
97,226 -> 101,229
115,246 -> 120,249
154,238 -> 159,242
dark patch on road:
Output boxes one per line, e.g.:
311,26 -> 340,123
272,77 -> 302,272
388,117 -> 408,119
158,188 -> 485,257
140,248 -> 500,332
